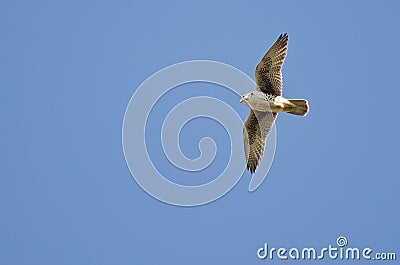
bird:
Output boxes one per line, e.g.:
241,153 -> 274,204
240,33 -> 309,173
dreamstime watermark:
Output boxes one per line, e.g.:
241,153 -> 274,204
122,60 -> 276,206
257,236 -> 397,261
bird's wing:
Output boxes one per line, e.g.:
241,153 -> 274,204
243,110 -> 277,173
254,33 -> 288,96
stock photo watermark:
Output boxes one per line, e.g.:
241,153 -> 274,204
257,236 -> 397,261
122,60 -> 276,206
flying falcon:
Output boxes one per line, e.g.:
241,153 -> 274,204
240,33 -> 309,173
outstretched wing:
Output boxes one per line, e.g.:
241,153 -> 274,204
243,110 -> 277,173
254,33 -> 288,96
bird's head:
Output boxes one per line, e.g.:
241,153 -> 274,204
240,92 -> 253,105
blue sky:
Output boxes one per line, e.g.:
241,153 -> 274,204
1,0 -> 399,264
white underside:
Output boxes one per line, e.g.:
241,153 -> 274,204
246,93 -> 290,113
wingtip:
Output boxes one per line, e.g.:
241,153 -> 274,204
247,164 -> 256,174
277,33 -> 289,43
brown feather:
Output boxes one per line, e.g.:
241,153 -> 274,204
243,110 -> 276,173
254,33 -> 288,96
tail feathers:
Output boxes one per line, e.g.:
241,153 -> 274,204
286,99 -> 309,116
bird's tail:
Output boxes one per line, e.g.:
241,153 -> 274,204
285,99 -> 309,116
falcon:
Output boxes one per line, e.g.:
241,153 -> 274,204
240,33 -> 309,173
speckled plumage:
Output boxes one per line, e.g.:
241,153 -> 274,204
241,33 -> 309,173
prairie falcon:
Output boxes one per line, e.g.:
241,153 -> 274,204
240,33 -> 309,173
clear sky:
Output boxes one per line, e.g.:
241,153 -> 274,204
1,0 -> 399,264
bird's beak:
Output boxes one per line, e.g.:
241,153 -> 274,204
240,98 -> 244,103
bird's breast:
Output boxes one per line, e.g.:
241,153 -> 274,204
248,95 -> 275,112
247,94 -> 288,113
